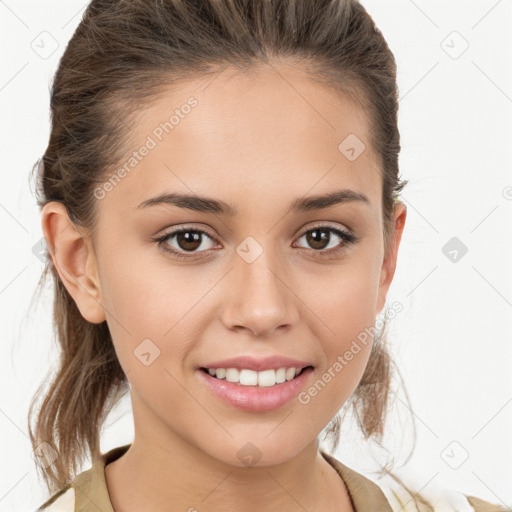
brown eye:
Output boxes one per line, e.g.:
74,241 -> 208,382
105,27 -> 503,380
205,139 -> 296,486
294,225 -> 358,257
303,229 -> 331,250
153,223 -> 358,261
175,231 -> 203,251
155,227 -> 218,259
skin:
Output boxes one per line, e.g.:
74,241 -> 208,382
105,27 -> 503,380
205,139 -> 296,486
42,61 -> 406,512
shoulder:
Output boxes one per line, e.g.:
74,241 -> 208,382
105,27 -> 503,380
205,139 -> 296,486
35,443 -> 129,511
464,494 -> 511,512
35,484 -> 75,511
320,448 -> 509,512
376,471 -> 510,512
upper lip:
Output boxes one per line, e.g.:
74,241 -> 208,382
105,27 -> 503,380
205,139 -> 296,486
199,355 -> 313,372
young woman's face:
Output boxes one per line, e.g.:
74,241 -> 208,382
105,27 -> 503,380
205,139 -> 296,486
79,63 -> 405,465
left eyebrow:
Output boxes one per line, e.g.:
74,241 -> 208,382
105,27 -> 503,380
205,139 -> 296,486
288,189 -> 370,213
135,188 -> 370,216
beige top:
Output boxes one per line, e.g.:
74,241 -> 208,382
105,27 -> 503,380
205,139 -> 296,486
37,444 -> 509,511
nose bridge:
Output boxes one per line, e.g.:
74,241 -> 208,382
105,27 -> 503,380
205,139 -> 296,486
221,235 -> 298,335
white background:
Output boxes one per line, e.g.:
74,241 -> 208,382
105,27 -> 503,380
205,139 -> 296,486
1,0 -> 511,510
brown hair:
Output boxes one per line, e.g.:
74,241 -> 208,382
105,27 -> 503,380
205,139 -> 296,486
29,0 -> 424,504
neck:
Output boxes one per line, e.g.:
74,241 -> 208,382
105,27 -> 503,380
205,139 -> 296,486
105,398 -> 353,512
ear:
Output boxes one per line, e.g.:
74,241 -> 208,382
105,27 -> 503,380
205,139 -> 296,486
376,201 -> 407,315
41,202 -> 106,324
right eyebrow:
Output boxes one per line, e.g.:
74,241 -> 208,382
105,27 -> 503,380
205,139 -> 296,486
135,192 -> 237,215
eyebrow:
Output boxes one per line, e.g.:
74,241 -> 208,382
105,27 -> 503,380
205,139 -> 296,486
135,188 -> 370,216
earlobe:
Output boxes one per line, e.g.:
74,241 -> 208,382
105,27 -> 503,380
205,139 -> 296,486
41,202 -> 106,324
376,202 -> 407,314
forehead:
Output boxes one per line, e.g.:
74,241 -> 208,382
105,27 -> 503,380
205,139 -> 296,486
100,62 -> 382,216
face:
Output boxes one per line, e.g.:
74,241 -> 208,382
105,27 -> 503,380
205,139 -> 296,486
45,62 -> 406,467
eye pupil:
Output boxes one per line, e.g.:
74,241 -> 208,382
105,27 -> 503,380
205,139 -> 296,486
307,229 -> 330,250
177,231 -> 202,251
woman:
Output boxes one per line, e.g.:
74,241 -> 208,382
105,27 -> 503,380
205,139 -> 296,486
30,1 -> 507,510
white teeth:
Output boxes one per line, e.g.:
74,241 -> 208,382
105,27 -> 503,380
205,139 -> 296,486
205,366 -> 306,387
225,368 -> 240,383
286,367 -> 296,381
239,369 -> 258,386
275,368 -> 286,384
258,369 -> 275,387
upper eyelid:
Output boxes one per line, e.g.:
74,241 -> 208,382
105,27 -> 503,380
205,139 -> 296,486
159,222 -> 352,247
291,221 -> 351,239
160,221 -> 350,238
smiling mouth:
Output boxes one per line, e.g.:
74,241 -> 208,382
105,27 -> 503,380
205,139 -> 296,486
199,365 -> 314,387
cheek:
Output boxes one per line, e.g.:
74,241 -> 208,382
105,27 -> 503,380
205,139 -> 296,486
309,255 -> 381,341
95,239 -> 195,370
298,280 -> 376,421
98,230 -> 203,328
302,256 -> 380,394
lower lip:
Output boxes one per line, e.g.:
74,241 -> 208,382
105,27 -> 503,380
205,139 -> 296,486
196,367 -> 314,412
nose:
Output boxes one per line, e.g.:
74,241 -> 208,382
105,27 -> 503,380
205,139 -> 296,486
220,249 -> 299,337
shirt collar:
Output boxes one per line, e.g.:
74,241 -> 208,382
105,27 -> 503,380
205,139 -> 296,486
319,449 -> 393,512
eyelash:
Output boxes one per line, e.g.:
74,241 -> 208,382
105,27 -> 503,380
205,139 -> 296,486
152,223 -> 359,261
